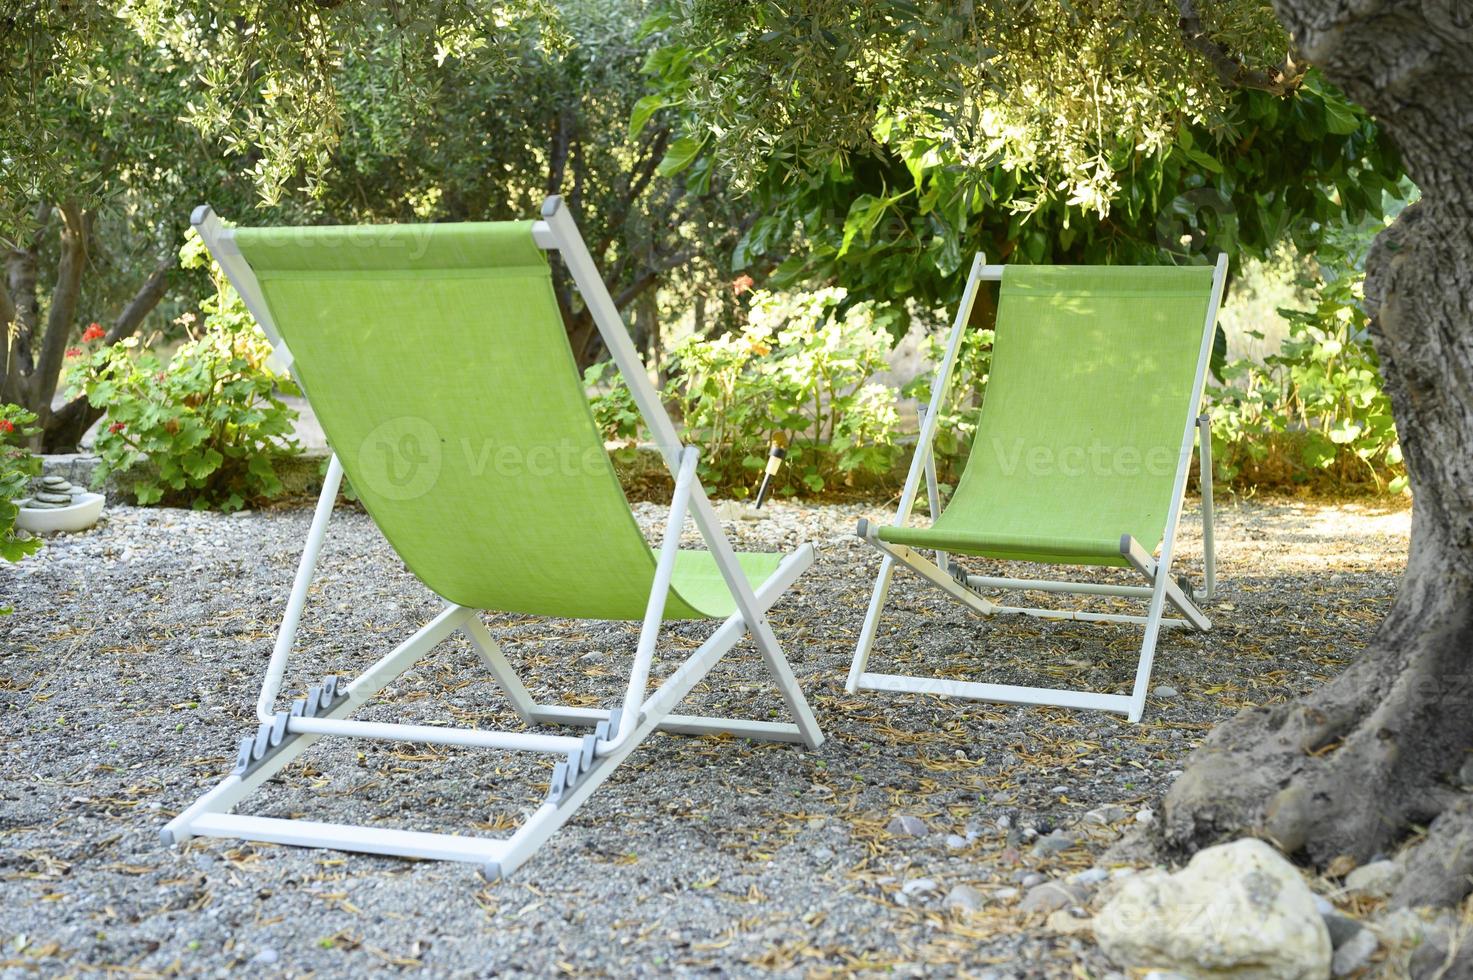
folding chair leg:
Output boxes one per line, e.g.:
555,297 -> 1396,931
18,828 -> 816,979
847,554 -> 895,693
463,615 -> 538,725
1127,567 -> 1174,723
748,614 -> 824,749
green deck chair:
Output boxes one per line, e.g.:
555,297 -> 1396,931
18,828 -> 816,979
848,254 -> 1228,723
163,196 -> 823,879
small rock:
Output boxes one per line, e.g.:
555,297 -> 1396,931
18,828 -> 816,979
996,814 -> 1012,830
1070,867 -> 1109,888
1032,830 -> 1076,857
1049,784 -> 1069,795
1134,808 -> 1156,825
1330,928 -> 1377,976
1020,881 -> 1080,914
1458,755 -> 1473,787
1094,839 -> 1331,980
1343,859 -> 1401,898
1322,912 -> 1363,949
1152,684 -> 1180,698
993,886 -> 1019,902
1019,871 -> 1045,887
945,834 -> 968,850
810,846 -> 835,864
1046,909 -> 1093,935
901,877 -> 938,896
886,814 -> 929,838
944,884 -> 986,914
251,949 -> 279,965
1085,804 -> 1128,826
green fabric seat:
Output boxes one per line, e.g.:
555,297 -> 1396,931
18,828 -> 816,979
233,221 -> 778,620
879,265 -> 1216,567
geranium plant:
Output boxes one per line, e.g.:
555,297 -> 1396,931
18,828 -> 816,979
1,404 -> 43,567
75,232 -> 301,511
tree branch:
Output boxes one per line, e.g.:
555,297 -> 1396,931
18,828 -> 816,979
1177,0 -> 1305,96
104,253 -> 175,345
42,252 -> 175,452
32,202 -> 91,422
0,269 -> 14,392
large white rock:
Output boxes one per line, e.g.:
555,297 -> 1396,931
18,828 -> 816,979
1094,838 -> 1332,980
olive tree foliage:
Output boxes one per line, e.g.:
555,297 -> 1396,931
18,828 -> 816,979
312,0 -> 750,365
4,0 -> 716,450
1,2 -> 243,448
639,0 -> 1405,335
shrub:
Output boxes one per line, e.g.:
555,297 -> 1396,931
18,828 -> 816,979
669,288 -> 900,496
75,233 -> 301,511
588,288 -> 901,497
584,360 -> 642,463
899,319 -> 995,493
1,404 -> 42,567
1208,267 -> 1404,493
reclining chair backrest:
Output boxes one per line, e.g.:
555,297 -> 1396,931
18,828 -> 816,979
941,265 -> 1218,562
235,221 -> 701,619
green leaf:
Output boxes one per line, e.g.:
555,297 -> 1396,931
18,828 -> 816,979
628,94 -> 665,141
657,135 -> 705,177
1322,99 -> 1361,135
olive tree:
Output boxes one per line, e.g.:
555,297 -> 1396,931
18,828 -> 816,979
653,0 -> 1473,917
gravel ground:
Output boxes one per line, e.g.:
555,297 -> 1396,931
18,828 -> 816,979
1,494 -> 1410,978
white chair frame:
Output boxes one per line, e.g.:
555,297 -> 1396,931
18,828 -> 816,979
846,253 -> 1228,723
162,197 -> 824,879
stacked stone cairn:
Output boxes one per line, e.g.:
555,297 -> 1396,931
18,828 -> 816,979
24,475 -> 84,509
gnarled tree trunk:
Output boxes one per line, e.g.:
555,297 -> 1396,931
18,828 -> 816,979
1164,0 -> 1473,927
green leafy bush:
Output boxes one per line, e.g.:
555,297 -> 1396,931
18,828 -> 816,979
900,320 -> 996,493
584,360 -> 643,463
1,405 -> 43,566
76,234 -> 301,511
1208,267 -> 1404,493
590,288 -> 901,497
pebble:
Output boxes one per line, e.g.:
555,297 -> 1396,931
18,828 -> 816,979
1152,684 -> 1180,698
1330,928 -> 1377,976
944,884 -> 986,914
945,834 -> 968,850
1084,804 -> 1127,825
1322,911 -> 1363,948
901,877 -> 938,896
1019,881 -> 1080,914
1031,830 -> 1076,857
251,949 -> 279,965
886,814 -> 929,837
1134,808 -> 1156,825
1343,859 -> 1400,898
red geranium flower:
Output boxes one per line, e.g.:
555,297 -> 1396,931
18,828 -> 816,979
66,347 -> 84,358
0,419 -> 13,434
108,421 -> 126,434
82,323 -> 106,342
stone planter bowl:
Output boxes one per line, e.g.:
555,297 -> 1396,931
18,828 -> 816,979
16,492 -> 106,534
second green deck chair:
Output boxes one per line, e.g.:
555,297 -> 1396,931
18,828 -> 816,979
847,254 -> 1228,722
162,196 -> 823,879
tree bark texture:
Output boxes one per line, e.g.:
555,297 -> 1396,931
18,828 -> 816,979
1165,0 -> 1473,933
